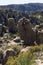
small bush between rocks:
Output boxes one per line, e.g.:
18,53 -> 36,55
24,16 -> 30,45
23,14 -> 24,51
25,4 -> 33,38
5,51 -> 36,65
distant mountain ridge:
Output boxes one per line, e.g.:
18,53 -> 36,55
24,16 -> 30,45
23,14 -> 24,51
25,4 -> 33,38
0,3 -> 43,13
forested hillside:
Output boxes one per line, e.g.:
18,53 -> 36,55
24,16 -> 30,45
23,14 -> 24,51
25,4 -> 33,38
0,3 -> 43,14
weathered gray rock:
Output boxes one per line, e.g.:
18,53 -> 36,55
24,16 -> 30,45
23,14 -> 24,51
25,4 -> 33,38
3,48 -> 15,65
13,37 -> 21,43
20,47 -> 30,53
4,49 -> 15,58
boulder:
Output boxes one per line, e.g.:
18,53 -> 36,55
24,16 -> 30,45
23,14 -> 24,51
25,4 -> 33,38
4,49 -> 15,58
20,47 -> 30,53
3,48 -> 15,65
13,37 -> 21,43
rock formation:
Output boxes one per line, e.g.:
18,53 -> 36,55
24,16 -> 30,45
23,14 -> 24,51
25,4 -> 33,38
8,18 -> 17,33
18,17 -> 35,45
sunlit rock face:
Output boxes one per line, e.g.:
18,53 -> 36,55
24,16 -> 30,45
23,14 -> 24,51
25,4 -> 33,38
18,17 -> 35,45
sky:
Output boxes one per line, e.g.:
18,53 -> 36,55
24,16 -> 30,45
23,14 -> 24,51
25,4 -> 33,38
0,0 -> 43,5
